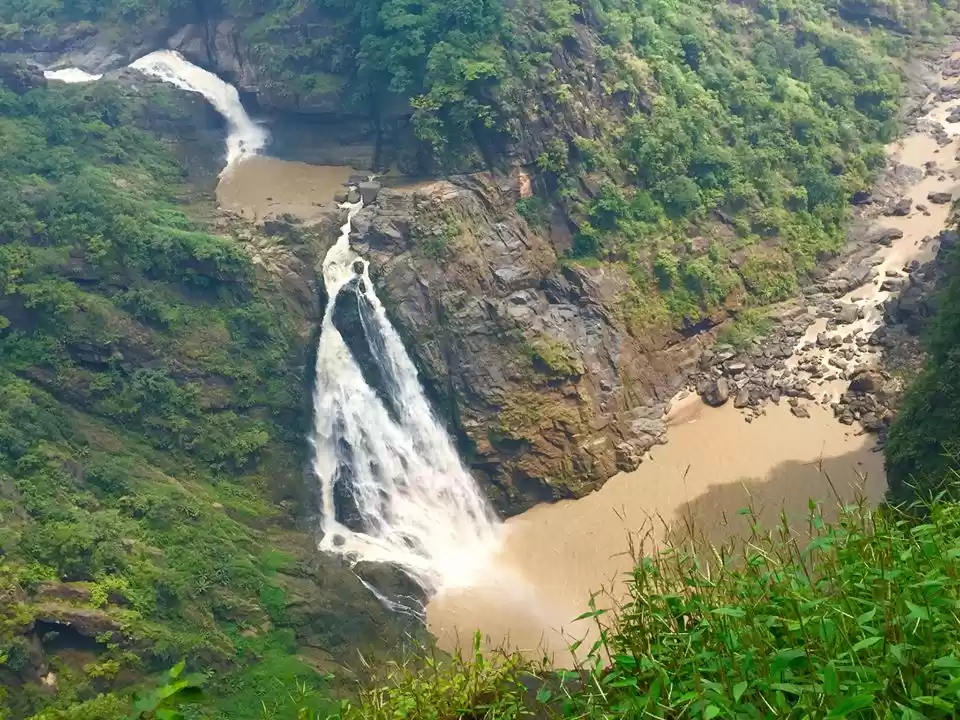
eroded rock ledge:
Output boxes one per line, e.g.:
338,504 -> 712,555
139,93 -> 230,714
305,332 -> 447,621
349,173 -> 717,514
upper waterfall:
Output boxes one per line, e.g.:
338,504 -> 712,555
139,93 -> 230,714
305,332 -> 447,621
43,68 -> 103,83
129,50 -> 267,169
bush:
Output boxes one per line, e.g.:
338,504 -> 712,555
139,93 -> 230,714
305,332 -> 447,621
327,499 -> 960,719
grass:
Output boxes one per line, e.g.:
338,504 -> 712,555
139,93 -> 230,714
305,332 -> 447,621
717,307 -> 775,350
304,495 -> 960,719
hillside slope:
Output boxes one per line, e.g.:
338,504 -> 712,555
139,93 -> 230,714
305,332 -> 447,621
0,69 -> 412,720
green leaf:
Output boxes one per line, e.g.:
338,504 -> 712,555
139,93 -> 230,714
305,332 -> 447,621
705,705 -> 721,719
771,683 -> 804,696
823,662 -> 839,695
712,607 -> 747,618
733,680 -> 748,703
857,608 -> 876,625
535,686 -> 553,703
169,660 -> 186,680
915,696 -> 954,711
828,693 -> 875,718
852,636 -> 882,653
906,601 -> 930,621
771,648 -> 806,674
573,609 -> 607,621
932,655 -> 960,669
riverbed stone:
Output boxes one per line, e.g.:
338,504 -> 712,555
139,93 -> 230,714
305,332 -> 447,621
867,227 -> 904,245
886,197 -> 912,216
358,181 -> 381,205
700,378 -> 732,407
790,404 -> 811,419
928,190 -> 953,204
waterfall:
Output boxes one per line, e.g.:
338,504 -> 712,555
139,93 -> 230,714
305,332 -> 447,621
44,68 -> 103,83
312,207 -> 502,595
110,50 -> 500,595
129,50 -> 267,169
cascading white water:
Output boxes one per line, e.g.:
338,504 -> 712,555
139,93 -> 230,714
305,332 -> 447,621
129,50 -> 267,169
312,208 -> 502,595
44,68 -> 103,83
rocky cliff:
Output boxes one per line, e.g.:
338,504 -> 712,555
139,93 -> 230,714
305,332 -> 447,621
347,173 -> 715,513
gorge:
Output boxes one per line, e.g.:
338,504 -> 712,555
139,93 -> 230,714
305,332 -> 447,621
5,0 -> 960,717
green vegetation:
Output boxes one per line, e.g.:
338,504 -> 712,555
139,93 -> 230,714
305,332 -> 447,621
144,498 -> 960,719
0,73 -> 400,719
886,241 -> 960,503
718,308 -> 775,350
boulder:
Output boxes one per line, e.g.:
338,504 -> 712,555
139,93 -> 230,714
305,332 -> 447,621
867,227 -> 904,246
886,197 -> 912,216
927,191 -> 953,205
838,304 -> 860,324
733,386 -> 752,409
700,378 -> 732,407
358,181 -> 382,205
790,404 -> 811,419
848,369 -> 886,393
0,59 -> 47,94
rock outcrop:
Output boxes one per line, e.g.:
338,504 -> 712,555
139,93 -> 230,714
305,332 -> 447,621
349,173 -> 708,514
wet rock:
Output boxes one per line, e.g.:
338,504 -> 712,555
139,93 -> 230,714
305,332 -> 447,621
848,369 -> 886,394
733,386 -> 752,409
333,190 -> 348,203
347,188 -> 361,203
927,191 -> 953,204
838,304 -> 860,324
353,562 -> 426,609
947,106 -> 960,123
861,413 -> 886,432
880,278 -> 904,292
700,378 -> 732,407
358,181 -> 382,205
867,227 -> 904,246
790,405 -> 811,419
0,58 -> 47,94
851,190 -> 873,205
886,197 -> 912,216
924,160 -> 940,176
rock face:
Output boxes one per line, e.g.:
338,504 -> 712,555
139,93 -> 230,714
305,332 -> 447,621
349,173 -> 708,513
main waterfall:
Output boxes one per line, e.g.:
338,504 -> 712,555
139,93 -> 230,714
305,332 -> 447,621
113,50 -> 501,596
313,210 -> 502,594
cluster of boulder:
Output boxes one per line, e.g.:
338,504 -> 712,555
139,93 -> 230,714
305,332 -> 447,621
333,174 -> 382,205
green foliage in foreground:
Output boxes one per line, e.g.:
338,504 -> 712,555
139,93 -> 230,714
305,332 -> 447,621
887,242 -> 960,503
309,500 -> 960,719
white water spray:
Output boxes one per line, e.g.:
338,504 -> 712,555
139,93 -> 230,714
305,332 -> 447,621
44,68 -> 103,83
130,50 -> 267,169
312,206 -> 502,594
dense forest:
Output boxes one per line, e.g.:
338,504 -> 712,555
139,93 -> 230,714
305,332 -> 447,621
2,0 -> 960,717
